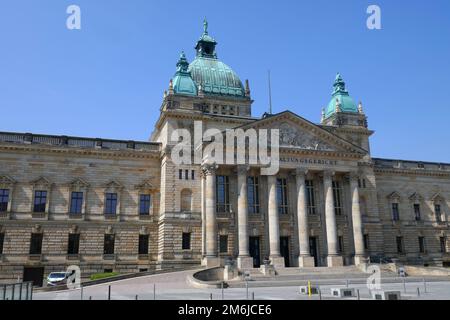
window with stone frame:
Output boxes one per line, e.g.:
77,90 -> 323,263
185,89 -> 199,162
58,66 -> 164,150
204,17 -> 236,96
247,176 -> 260,214
396,236 -> 404,254
182,232 -> 191,250
180,189 -> 193,212
70,192 -> 83,215
68,233 -> 80,255
435,204 -> 443,223
30,233 -> 43,255
332,181 -> 343,216
33,191 -> 47,213
363,234 -> 370,250
276,178 -> 288,215
305,180 -> 316,215
105,193 -> 118,215
418,236 -> 426,254
440,236 -> 447,253
139,194 -> 151,216
216,176 -> 230,213
0,232 -> 4,254
414,204 -> 421,221
219,235 -> 228,253
392,203 -> 400,221
104,234 -> 115,255
138,234 -> 149,255
0,189 -> 9,212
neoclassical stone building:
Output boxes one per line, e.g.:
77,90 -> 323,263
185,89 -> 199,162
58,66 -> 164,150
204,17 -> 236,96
0,21 -> 449,285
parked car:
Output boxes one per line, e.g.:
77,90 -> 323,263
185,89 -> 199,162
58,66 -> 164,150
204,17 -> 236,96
46,272 -> 71,287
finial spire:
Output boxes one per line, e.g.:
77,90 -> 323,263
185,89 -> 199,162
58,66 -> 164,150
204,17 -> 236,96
268,70 -> 273,114
203,18 -> 208,34
245,79 -> 251,97
358,101 -> 364,114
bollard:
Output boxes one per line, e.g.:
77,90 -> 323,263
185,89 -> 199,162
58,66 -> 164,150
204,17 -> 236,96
246,281 -> 249,300
221,282 -> 224,300
417,287 -> 420,297
153,284 -> 156,301
81,286 -> 83,300
423,278 -> 427,293
252,292 -> 255,300
135,295 -> 138,300
89,296 -> 92,300
108,285 -> 111,300
318,288 -> 322,301
403,278 -> 406,294
357,289 -> 360,301
210,293 -> 213,301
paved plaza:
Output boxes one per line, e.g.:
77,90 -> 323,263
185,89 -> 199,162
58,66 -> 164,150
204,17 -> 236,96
33,270 -> 450,301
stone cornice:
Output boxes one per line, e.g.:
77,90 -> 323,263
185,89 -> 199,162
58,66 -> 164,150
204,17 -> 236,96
374,167 -> 450,178
279,146 -> 365,160
0,143 -> 160,160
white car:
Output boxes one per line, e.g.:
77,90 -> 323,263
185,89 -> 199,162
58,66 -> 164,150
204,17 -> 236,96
47,272 -> 71,287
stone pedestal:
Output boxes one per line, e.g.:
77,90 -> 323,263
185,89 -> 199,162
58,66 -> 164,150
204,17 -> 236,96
224,265 -> 237,281
327,255 -> 344,267
298,256 -> 315,268
354,255 -> 368,266
259,264 -> 276,276
237,256 -> 254,271
202,257 -> 221,268
270,257 -> 286,269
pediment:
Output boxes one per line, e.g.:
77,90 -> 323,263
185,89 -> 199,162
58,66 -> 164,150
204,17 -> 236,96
387,191 -> 401,200
31,176 -> 52,187
409,192 -> 423,201
236,111 -> 366,155
69,178 -> 90,189
431,192 -> 444,202
135,180 -> 156,191
0,175 -> 16,187
104,180 -> 123,190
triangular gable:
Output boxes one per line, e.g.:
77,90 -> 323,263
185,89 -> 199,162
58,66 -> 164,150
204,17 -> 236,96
0,175 -> 16,187
31,176 -> 52,187
234,111 -> 367,155
69,178 -> 90,189
104,180 -> 123,190
431,192 -> 445,202
387,191 -> 401,200
409,192 -> 423,201
135,180 -> 156,191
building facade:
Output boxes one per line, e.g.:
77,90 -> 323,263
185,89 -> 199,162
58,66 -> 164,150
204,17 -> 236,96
0,22 -> 449,284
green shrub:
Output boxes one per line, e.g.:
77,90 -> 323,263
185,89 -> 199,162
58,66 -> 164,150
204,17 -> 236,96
90,272 -> 120,281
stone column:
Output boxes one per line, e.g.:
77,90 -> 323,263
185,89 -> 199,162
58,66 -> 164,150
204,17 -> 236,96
236,166 -> 254,270
201,174 -> 206,257
349,172 -> 366,265
267,175 -> 285,268
201,161 -> 219,267
295,169 -> 315,267
323,171 -> 343,267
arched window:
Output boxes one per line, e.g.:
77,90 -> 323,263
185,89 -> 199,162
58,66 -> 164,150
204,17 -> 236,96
181,189 -> 193,212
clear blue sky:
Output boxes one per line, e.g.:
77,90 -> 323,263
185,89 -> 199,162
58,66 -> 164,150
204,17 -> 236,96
1,0 -> 449,162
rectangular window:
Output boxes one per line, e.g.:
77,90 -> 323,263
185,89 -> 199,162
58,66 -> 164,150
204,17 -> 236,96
396,236 -> 404,254
277,178 -> 288,215
138,234 -> 149,255
104,234 -> 115,255
418,236 -> 426,254
68,234 -> 80,255
363,234 -> 370,250
247,176 -> 260,214
191,170 -> 195,180
306,180 -> 316,215
435,204 -> 442,222
0,233 -> 4,254
392,203 -> 400,221
179,169 -> 183,180
185,170 -> 189,180
219,235 -> 228,253
33,190 -> 47,213
0,189 -> 9,212
30,233 -> 43,255
216,176 -> 230,213
338,236 -> 344,253
139,194 -> 151,216
332,181 -> 343,216
182,232 -> 191,250
414,204 -> 421,221
105,193 -> 117,215
70,192 -> 83,214
440,237 -> 447,253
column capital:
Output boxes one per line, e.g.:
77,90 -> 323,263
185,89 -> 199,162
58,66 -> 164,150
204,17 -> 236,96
290,168 -> 308,178
347,171 -> 360,182
201,161 -> 218,177
235,165 -> 250,176
322,170 -> 335,179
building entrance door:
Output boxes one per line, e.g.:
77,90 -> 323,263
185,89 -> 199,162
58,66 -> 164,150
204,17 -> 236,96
249,236 -> 261,268
280,236 -> 290,267
23,267 -> 44,287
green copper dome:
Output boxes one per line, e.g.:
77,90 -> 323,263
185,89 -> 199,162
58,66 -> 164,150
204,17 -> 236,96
325,73 -> 358,118
188,19 -> 245,98
172,51 -> 197,96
